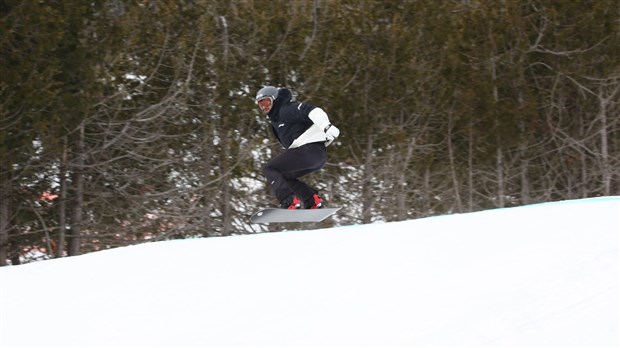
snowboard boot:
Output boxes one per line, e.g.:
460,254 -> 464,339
304,194 -> 324,209
280,195 -> 301,210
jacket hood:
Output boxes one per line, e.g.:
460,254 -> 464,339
268,88 -> 293,119
276,88 -> 293,104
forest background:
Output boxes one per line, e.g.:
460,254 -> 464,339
1,0 -> 618,265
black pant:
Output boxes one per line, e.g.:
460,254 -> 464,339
263,142 -> 327,203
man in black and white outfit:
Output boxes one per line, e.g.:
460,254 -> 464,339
255,86 -> 340,209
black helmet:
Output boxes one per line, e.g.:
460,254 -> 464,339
255,86 -> 278,104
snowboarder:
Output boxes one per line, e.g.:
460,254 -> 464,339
255,86 -> 340,210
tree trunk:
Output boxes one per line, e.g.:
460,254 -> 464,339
423,167 -> 431,214
221,131 -> 232,236
396,137 -> 416,220
202,130 -> 214,235
69,124 -> 85,256
598,85 -> 613,196
496,143 -> 505,208
0,169 -> 10,266
447,112 -> 463,212
57,139 -> 68,257
467,123 -> 475,211
518,120 -> 531,205
362,133 -> 374,224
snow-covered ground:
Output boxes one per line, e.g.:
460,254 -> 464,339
1,197 -> 618,348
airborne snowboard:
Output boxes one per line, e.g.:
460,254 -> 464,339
250,207 -> 341,224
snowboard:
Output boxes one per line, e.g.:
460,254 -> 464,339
250,207 -> 341,224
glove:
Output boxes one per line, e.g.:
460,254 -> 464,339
324,124 -> 340,146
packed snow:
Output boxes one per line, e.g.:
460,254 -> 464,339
1,197 -> 618,347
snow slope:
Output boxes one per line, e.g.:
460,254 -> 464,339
1,197 -> 618,348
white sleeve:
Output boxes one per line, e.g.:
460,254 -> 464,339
308,108 -> 331,131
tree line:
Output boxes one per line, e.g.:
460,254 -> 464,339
1,0 -> 618,265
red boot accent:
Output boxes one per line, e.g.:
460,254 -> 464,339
287,197 -> 301,210
307,194 -> 323,209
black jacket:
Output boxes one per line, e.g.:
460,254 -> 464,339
267,88 -> 316,149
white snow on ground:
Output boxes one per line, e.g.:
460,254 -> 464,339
1,197 -> 618,348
